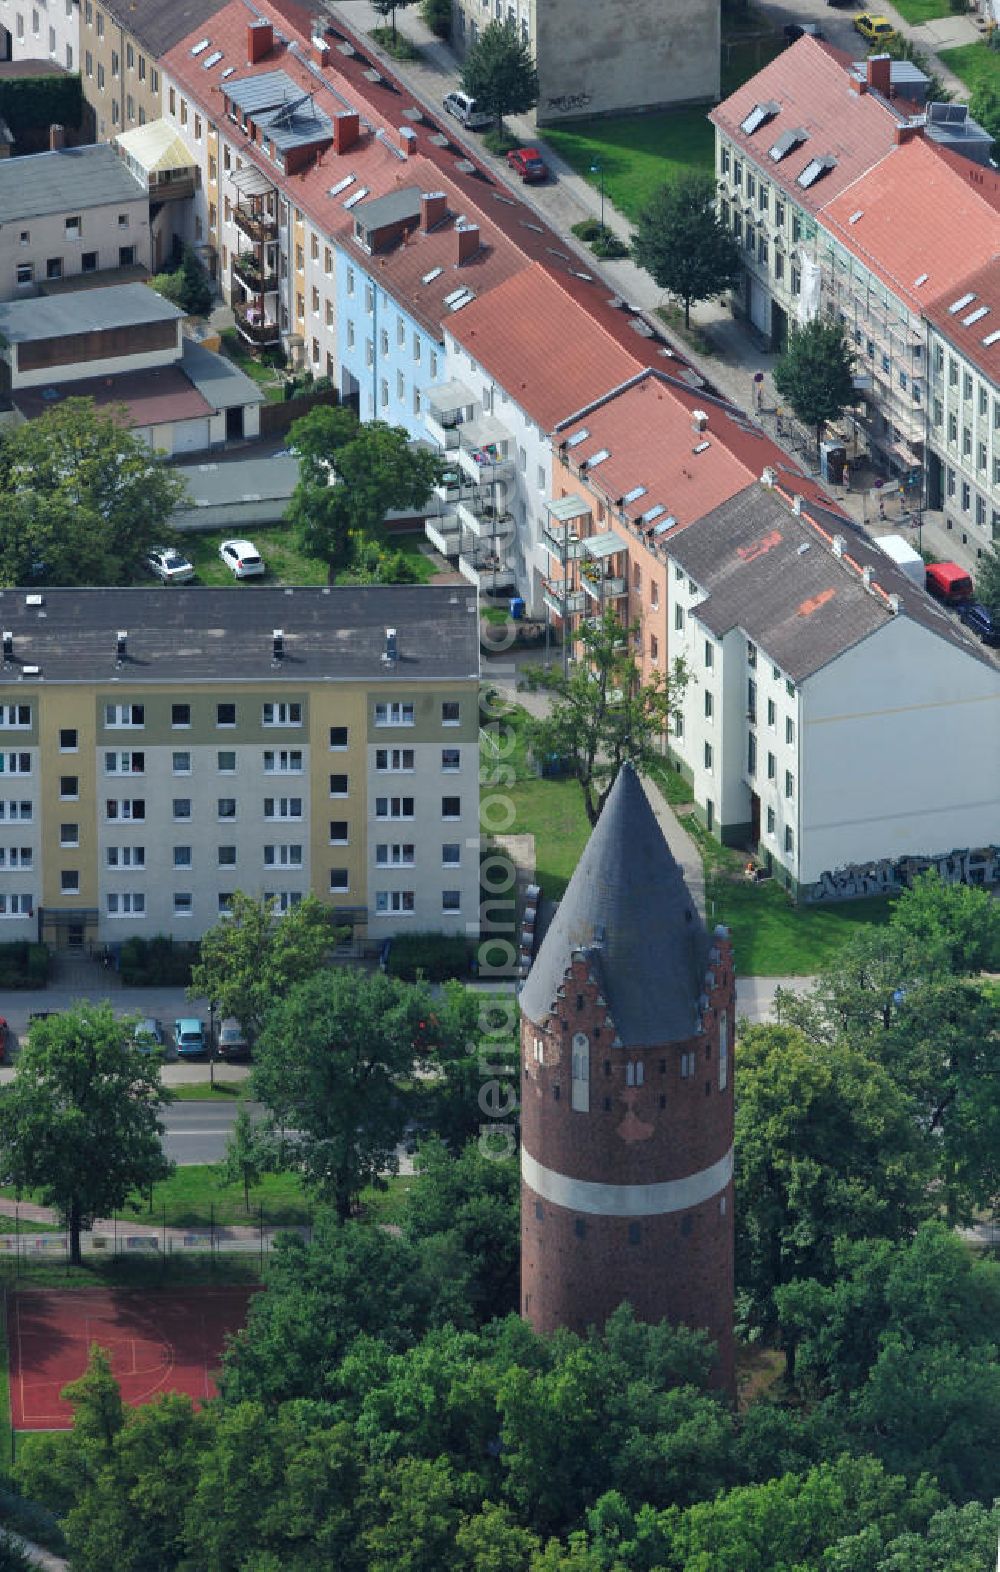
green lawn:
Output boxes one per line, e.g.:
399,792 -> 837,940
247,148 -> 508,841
543,107 -> 715,224
218,328 -> 286,404
938,41 -> 1000,95
0,1255 -> 261,1291
0,1166 -> 313,1231
165,1080 -> 245,1102
497,705 -> 591,901
0,1292 -> 10,1469
680,811 -> 894,976
892,0 -> 951,20
176,526 -> 436,589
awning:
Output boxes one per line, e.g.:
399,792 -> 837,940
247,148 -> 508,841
427,378 -> 474,412
581,530 -> 623,560
115,119 -> 194,176
545,494 -> 592,524
230,164 -> 275,198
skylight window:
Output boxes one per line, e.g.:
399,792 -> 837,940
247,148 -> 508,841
848,209 -> 863,225
740,100 -> 780,136
203,50 -> 223,68
693,441 -> 711,455
221,66 -> 235,79
442,287 -> 468,306
949,291 -> 976,314
982,330 -> 1000,347
640,503 -> 666,524
797,155 -> 836,190
191,37 -> 210,55
768,128 -> 806,163
565,429 -> 589,449
622,485 -> 647,504
448,290 -> 475,312
421,266 -> 443,285
343,188 -> 368,209
328,174 -> 354,197
584,448 -> 610,469
913,272 -> 929,288
963,306 -> 989,327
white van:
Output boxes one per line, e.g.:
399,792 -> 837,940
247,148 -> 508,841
442,90 -> 492,131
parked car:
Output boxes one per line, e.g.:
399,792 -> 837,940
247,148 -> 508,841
219,538 -> 265,578
173,1017 -> 206,1057
854,13 -> 897,42
925,561 -> 974,605
784,21 -> 825,41
132,1017 -> 164,1053
506,146 -> 548,183
442,90 -> 492,131
959,601 -> 1000,647
216,1017 -> 249,1060
147,546 -> 195,584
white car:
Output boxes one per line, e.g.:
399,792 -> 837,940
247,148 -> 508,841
147,546 -> 195,584
219,538 -> 265,578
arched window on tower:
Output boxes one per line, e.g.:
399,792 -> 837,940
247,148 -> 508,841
571,1032 -> 589,1112
625,1061 -> 644,1087
719,1012 -> 729,1092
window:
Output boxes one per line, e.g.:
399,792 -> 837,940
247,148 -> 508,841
329,725 -> 348,749
375,889 -> 415,914
441,701 -> 461,726
767,698 -> 776,727
442,843 -> 460,866
0,706 -> 30,729
15,262 -> 33,287
374,701 -> 414,726
106,891 -> 144,918
218,894 -> 234,916
217,703 -> 236,727
264,797 -> 303,820
375,748 -> 414,772
0,802 -> 31,821
104,751 -> 144,775
785,716 -> 795,745
263,749 -> 302,774
173,846 -> 191,868
376,796 -> 414,819
174,893 -> 193,917
673,712 -> 684,739
172,704 -> 191,728
59,869 -> 79,895
674,604 -> 684,632
441,747 -> 461,771
45,256 -> 62,281
329,869 -> 349,893
703,742 -> 713,771
442,795 -> 461,819
217,798 -> 237,819
97,63 -> 104,89
106,846 -> 144,869
264,844 -> 303,867
376,842 -> 415,865
747,732 -> 756,776
0,848 -> 32,869
767,751 -> 776,782
784,769 -> 794,799
329,773 -> 348,797
105,703 -> 143,728
442,889 -> 461,913
784,826 -> 794,854
571,1032 -> 589,1112
60,823 -> 78,847
172,799 -> 191,821
704,691 -> 713,720
217,751 -> 236,774
82,251 -> 97,272
111,47 -> 119,75
329,820 -> 348,844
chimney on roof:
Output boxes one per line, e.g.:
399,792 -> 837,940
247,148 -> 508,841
421,190 -> 447,231
888,593 -> 901,614
862,566 -> 873,589
272,629 -> 284,663
311,34 -> 330,68
333,111 -> 360,155
2,631 -> 12,665
247,18 -> 273,64
850,72 -> 866,96
116,630 -> 127,667
399,125 -> 416,157
456,223 -> 480,264
792,494 -> 803,515
761,466 -> 776,488
895,120 -> 920,145
832,534 -> 846,557
384,627 -> 398,664
866,53 -> 891,97
691,410 -> 708,433
49,123 -> 65,151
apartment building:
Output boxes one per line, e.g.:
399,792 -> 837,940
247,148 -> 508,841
0,586 -> 481,949
78,0 -> 228,139
924,258 -> 1000,558
450,0 -> 719,125
0,0 -> 79,73
663,483 -> 1000,895
0,140 -> 149,299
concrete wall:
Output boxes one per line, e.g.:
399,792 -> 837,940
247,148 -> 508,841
535,0 -> 720,124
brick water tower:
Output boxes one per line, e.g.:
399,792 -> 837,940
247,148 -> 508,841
519,764 -> 736,1391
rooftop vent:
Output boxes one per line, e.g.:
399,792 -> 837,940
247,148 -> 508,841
116,629 -> 128,666
888,594 -> 901,614
692,409 -> 709,432
692,440 -> 711,455
272,628 -> 284,663
913,271 -> 929,288
384,627 -> 398,664
761,466 -> 777,488
25,595 -> 43,607
862,566 -> 873,588
768,127 -> 807,162
22,665 -> 39,677
832,534 -> 846,557
343,188 -> 368,210
797,154 -> 836,190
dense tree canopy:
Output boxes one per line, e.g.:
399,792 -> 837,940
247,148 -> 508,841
773,318 -> 856,457
631,171 -> 742,328
460,19 -> 539,129
189,890 -> 333,1043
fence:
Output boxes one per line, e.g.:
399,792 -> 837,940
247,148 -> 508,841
0,1207 -> 311,1274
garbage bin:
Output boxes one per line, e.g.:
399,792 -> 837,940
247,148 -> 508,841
820,442 -> 846,485
509,596 -> 525,620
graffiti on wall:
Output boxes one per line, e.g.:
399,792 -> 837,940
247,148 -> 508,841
806,845 -> 1000,903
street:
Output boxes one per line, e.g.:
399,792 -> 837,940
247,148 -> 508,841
160,1099 -> 261,1165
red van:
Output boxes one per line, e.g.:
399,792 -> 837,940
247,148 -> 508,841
925,561 -> 973,605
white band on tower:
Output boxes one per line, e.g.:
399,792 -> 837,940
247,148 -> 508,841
521,1145 -> 733,1217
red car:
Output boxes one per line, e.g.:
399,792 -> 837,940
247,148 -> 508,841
506,146 -> 547,183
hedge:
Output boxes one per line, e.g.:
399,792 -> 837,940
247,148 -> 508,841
385,932 -> 475,982
0,74 -> 82,137
118,935 -> 198,987
0,942 -> 49,989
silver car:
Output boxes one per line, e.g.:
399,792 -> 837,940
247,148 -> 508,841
147,546 -> 195,584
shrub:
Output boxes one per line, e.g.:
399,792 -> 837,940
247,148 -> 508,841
421,0 -> 451,37
571,218 -> 602,242
118,935 -> 198,986
0,941 -> 49,989
386,932 -> 474,982
591,232 -> 628,259
482,127 -> 520,155
150,267 -> 185,306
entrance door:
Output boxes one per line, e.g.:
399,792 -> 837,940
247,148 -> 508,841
67,923 -> 83,951
926,451 -> 943,511
750,791 -> 761,846
749,276 -> 771,339
226,404 -> 245,441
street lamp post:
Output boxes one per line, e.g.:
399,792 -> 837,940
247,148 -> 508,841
590,160 -> 605,237
208,999 -> 216,1088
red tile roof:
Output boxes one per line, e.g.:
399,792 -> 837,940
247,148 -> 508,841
13,364 -> 213,426
446,266 -> 646,431
710,34 -> 905,215
822,137 -> 1000,313
923,256 -> 1000,385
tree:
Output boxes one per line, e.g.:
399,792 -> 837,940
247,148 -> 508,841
371,0 -> 416,42
773,317 -> 856,460
405,1137 -> 520,1322
461,19 -> 539,131
219,1106 -> 280,1212
631,172 -> 742,329
288,414 -> 442,581
0,397 -> 187,587
0,1004 -> 173,1264
878,33 -> 951,104
525,609 -> 687,825
975,540 -> 1000,621
734,1023 -> 933,1357
189,891 -> 333,1045
250,968 -> 461,1221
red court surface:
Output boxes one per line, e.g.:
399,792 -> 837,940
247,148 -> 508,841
9,1286 -> 255,1430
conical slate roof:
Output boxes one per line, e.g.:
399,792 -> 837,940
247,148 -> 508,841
520,764 -> 707,1047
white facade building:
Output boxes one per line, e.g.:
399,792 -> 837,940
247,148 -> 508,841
0,0 -> 79,73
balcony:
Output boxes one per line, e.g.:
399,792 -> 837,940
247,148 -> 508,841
543,580 -> 587,618
433,467 -> 462,504
580,571 -> 627,602
232,252 -> 278,293
457,413 -> 515,484
424,379 -> 475,451
424,514 -> 461,557
459,549 -> 516,593
456,496 -> 514,539
542,524 -> 586,561
234,306 -> 281,347
234,205 -> 278,245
